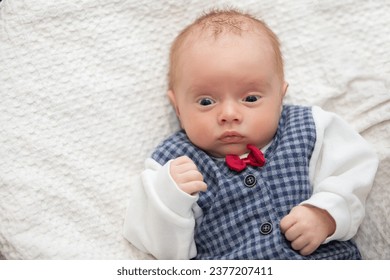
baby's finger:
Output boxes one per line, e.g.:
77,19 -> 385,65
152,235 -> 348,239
178,169 -> 204,183
180,181 -> 207,195
283,225 -> 301,242
299,242 -> 318,256
172,161 -> 199,175
172,156 -> 195,166
290,235 -> 309,252
279,214 -> 296,234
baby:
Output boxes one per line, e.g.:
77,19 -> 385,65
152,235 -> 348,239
123,9 -> 378,259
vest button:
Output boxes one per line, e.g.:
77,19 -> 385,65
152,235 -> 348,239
244,174 -> 257,188
260,222 -> 273,235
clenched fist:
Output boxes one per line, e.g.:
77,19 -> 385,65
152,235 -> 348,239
280,205 -> 336,256
170,156 -> 207,195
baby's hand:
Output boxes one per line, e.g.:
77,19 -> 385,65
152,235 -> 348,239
280,205 -> 336,256
170,156 -> 207,195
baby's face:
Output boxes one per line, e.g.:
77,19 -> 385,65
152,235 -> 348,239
169,32 -> 288,157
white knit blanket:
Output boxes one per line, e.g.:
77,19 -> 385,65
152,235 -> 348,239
0,0 -> 389,259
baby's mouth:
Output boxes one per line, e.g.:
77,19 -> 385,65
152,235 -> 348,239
219,131 -> 244,143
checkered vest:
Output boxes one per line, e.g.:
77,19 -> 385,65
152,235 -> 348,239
152,105 -> 361,259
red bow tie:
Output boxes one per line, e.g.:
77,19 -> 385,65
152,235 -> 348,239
225,144 -> 266,172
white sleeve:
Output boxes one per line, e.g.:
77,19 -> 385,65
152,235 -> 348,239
304,106 -> 379,242
122,158 -> 200,259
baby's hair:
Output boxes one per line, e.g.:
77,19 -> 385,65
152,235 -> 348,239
168,8 -> 284,90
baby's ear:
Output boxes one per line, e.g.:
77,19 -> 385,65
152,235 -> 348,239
281,81 -> 289,98
280,81 -> 288,102
167,90 -> 180,117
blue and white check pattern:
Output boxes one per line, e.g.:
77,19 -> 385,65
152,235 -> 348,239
152,105 -> 361,259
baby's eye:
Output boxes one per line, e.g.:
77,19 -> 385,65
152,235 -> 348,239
243,95 -> 261,103
198,98 -> 215,106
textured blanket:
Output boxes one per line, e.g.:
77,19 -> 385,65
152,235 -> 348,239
0,0 -> 389,259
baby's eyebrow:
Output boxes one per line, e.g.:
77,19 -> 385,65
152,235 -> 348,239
186,84 -> 214,95
242,80 -> 265,88
185,78 -> 272,97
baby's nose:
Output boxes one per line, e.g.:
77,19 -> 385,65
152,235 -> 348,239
218,101 -> 242,124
